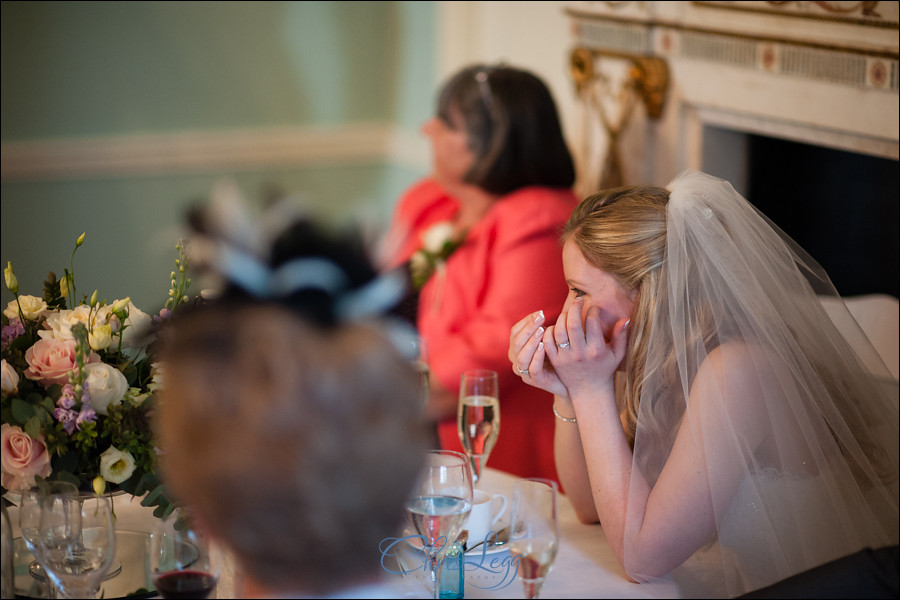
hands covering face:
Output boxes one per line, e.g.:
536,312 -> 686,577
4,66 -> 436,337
508,296 -> 630,401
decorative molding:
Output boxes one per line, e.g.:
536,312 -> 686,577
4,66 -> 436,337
695,104 -> 899,160
573,18 -> 898,91
575,18 -> 651,54
0,123 -> 429,182
670,28 -> 897,90
693,1 -> 900,29
566,3 -> 899,58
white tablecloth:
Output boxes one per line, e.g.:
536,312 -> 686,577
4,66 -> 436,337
6,469 -> 681,598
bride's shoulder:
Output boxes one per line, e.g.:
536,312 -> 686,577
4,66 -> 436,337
699,340 -> 780,384
691,341 -> 787,426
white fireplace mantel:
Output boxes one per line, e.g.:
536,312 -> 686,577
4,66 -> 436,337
564,0 -> 899,189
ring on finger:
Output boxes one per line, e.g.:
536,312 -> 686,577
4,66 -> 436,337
557,340 -> 570,349
516,367 -> 530,376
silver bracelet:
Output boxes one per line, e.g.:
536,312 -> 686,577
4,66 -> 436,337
552,403 -> 577,423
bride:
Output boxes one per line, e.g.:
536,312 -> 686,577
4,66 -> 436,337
509,170 -> 899,597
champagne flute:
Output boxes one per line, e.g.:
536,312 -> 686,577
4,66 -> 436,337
508,478 -> 559,599
38,493 -> 116,599
405,449 -> 473,599
457,369 -> 500,485
149,507 -> 222,599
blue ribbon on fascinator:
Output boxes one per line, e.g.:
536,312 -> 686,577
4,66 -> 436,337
208,238 -> 406,321
189,179 -> 407,322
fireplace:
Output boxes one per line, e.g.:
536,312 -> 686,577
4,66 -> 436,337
703,127 -> 899,297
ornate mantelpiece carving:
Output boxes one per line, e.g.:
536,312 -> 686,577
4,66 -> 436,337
569,46 -> 670,188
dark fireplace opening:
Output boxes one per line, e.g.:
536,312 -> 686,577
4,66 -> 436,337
705,129 -> 899,298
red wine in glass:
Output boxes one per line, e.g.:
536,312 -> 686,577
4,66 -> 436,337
152,570 -> 218,599
150,509 -> 222,600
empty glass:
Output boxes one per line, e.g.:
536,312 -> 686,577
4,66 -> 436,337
508,478 -> 559,599
37,492 -> 116,599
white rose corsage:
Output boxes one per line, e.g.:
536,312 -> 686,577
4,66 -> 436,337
410,222 -> 466,289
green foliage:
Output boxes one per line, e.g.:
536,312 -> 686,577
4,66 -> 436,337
42,272 -> 66,311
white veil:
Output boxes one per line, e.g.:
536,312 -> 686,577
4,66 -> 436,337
626,170 -> 898,597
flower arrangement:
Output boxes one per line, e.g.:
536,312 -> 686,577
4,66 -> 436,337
1,233 -> 191,518
409,221 -> 466,289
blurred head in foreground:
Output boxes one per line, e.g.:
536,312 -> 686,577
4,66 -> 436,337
155,190 -> 428,596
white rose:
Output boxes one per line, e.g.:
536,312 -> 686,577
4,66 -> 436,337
84,362 -> 128,415
1,359 -> 19,396
420,222 -> 455,254
119,301 -> 153,361
3,296 -> 48,321
92,304 -> 120,332
37,305 -> 93,341
99,446 -> 136,484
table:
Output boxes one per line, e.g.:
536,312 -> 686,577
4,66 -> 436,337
5,469 -> 681,598
388,468 -> 681,599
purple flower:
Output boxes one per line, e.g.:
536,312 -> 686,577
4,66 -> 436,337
153,308 -> 172,324
1,318 -> 24,345
53,407 -> 78,434
76,399 -> 97,430
80,380 -> 91,407
57,384 -> 76,409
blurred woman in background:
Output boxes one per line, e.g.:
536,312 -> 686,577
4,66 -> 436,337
384,63 -> 577,483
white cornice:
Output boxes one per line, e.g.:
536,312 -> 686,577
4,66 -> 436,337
0,123 -> 429,182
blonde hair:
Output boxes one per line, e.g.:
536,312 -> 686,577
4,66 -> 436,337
157,304 -> 427,594
563,186 -> 670,446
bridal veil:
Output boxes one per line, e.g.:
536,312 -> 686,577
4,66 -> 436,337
626,170 -> 899,596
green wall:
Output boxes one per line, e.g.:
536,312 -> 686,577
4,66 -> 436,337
1,1 -> 436,312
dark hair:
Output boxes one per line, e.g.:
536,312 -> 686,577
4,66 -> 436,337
437,64 -> 576,195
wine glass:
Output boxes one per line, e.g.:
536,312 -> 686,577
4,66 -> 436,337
150,508 -> 222,599
457,369 -> 500,485
38,492 -> 116,599
405,449 -> 474,600
508,478 -> 559,599
18,481 -> 80,597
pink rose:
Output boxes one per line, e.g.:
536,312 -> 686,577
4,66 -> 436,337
24,337 -> 98,387
1,423 -> 52,490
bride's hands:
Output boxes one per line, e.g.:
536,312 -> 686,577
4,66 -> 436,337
510,298 -> 630,400
509,310 -> 568,397
548,298 -> 629,398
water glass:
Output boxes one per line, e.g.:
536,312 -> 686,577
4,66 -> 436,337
405,449 -> 474,599
38,493 -> 116,599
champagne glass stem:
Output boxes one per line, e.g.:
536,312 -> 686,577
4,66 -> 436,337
522,577 -> 544,599
468,454 -> 485,484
